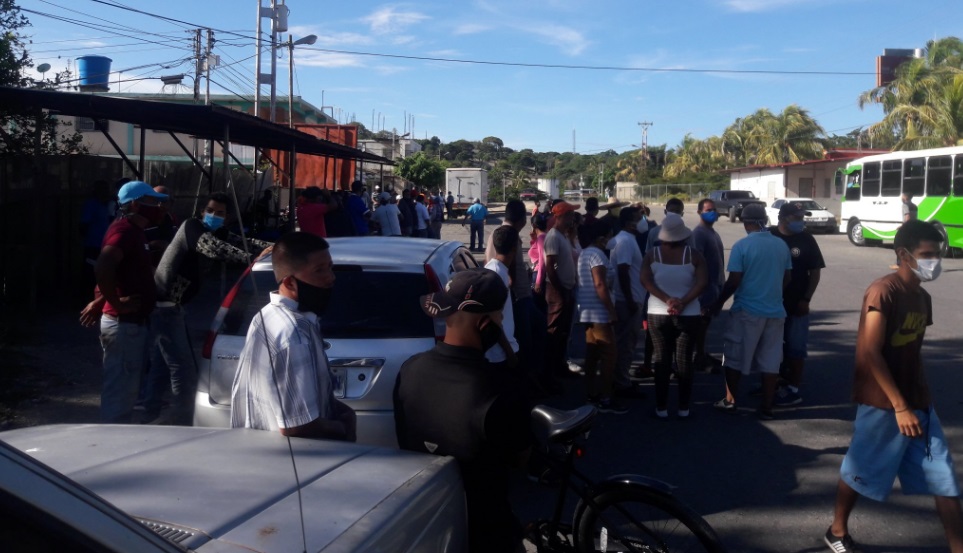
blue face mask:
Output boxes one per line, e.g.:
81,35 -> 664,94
788,220 -> 806,234
203,213 -> 225,231
700,211 -> 719,224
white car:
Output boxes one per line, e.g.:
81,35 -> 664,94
0,424 -> 466,552
194,237 -> 479,448
765,198 -> 838,233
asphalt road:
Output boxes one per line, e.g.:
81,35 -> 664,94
459,205 -> 962,553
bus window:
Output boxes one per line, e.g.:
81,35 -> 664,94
903,157 -> 925,196
881,160 -> 902,197
954,156 -> 963,196
927,155 -> 952,196
863,161 -> 881,197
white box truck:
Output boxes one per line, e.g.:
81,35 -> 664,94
537,178 -> 560,200
446,168 -> 489,216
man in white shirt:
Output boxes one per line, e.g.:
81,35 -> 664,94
609,206 -> 646,394
484,226 -> 520,369
414,194 -> 431,238
544,201 -> 579,381
230,232 -> 355,440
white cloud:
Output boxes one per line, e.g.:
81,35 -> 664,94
426,49 -> 462,57
528,23 -> 590,56
374,64 -> 411,76
721,0 -> 828,12
296,51 -> 365,69
453,23 -> 490,35
361,6 -> 429,35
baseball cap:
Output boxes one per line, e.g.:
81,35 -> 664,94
552,201 -> 580,217
420,268 -> 508,318
778,202 -> 811,218
740,203 -> 767,222
658,213 -> 692,242
117,181 -> 167,205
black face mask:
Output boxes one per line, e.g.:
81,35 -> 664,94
479,318 -> 503,351
294,277 -> 332,316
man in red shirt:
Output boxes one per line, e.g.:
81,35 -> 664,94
95,180 -> 168,423
296,186 -> 331,238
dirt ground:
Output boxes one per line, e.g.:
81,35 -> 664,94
0,311 -> 104,430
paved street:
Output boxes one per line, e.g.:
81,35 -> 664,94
10,203 -> 963,552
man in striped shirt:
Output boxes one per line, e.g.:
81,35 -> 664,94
230,232 -> 355,441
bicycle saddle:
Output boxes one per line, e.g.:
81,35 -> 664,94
531,404 -> 598,444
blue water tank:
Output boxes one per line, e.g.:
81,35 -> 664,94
76,56 -> 112,91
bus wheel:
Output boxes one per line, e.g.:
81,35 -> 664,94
934,223 -> 952,258
847,219 -> 867,247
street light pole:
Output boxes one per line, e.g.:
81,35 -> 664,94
287,34 -> 317,128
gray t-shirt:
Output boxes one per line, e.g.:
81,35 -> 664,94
372,203 -> 402,236
543,228 -> 577,290
692,224 -> 725,307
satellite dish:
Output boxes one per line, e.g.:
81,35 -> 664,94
36,63 -> 51,73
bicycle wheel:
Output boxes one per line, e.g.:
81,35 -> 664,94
574,487 -> 725,553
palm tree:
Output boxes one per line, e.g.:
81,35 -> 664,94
742,106 -> 825,165
859,37 -> 963,149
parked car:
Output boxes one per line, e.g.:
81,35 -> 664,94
194,237 -> 479,448
765,198 -> 838,233
708,190 -> 768,222
0,424 -> 466,552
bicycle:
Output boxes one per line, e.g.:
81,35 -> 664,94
526,404 -> 727,553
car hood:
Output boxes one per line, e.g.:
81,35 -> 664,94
1,425 -> 462,553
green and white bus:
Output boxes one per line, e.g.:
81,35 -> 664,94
839,145 -> 963,255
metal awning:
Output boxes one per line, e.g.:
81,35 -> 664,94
0,86 -> 389,164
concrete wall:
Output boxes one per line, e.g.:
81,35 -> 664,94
730,162 -> 849,217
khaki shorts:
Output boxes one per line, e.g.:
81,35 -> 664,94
722,310 -> 784,375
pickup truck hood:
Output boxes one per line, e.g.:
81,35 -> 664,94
1,425 -> 464,553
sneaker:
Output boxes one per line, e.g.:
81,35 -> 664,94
774,387 -> 803,407
629,365 -> 654,380
823,527 -> 857,553
677,408 -> 691,419
567,361 -> 584,375
756,408 -> 775,421
653,408 -> 669,420
597,398 -> 629,414
713,398 -> 736,413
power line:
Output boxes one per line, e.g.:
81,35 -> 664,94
299,47 -> 876,76
21,8 -> 194,51
36,0 -> 194,43
84,0 -> 256,41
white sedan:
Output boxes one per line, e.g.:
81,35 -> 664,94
765,198 -> 838,233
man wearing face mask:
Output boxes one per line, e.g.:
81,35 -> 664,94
394,268 -> 534,553
824,220 -> 962,553
711,203 -> 792,421
230,232 -> 355,441
136,192 -> 273,424
93,180 -> 168,424
692,198 -> 725,373
769,202 -> 825,408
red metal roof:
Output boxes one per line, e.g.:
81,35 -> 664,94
727,149 -> 890,172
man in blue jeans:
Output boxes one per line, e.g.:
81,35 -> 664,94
463,197 -> 488,251
93,181 -> 167,424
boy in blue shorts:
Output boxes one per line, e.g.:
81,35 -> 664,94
825,220 -> 963,553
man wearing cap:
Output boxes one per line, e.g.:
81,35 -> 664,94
394,268 -> 533,553
770,202 -> 825,407
371,191 -> 403,236
544,201 -> 580,382
463,197 -> 489,251
93,180 -> 167,424
712,203 -> 792,420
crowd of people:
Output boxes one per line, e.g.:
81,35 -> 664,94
76,177 -> 963,552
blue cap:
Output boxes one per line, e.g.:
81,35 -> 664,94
117,181 -> 167,205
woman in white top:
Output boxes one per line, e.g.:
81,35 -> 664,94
576,220 -> 627,414
641,213 -> 707,419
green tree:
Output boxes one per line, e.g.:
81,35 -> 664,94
394,151 -> 446,189
859,36 -> 963,149
0,0 -> 86,156
742,105 -> 825,165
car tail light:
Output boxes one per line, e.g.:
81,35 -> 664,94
424,263 -> 445,342
202,266 -> 252,359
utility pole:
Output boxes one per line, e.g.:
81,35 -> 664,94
638,121 -> 653,184
192,28 -> 202,159
254,0 -> 286,121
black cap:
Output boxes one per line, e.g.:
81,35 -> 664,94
420,268 -> 508,318
779,202 -> 811,218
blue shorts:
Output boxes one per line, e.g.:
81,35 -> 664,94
840,404 -> 960,501
783,314 -> 809,360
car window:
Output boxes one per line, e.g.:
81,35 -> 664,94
223,268 -> 435,340
772,200 -> 784,208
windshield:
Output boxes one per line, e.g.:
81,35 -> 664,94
791,200 -> 826,210
728,191 -> 756,199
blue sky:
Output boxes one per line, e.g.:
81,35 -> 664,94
21,0 -> 963,155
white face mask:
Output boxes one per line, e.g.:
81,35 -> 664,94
636,218 -> 648,233
909,256 -> 942,282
